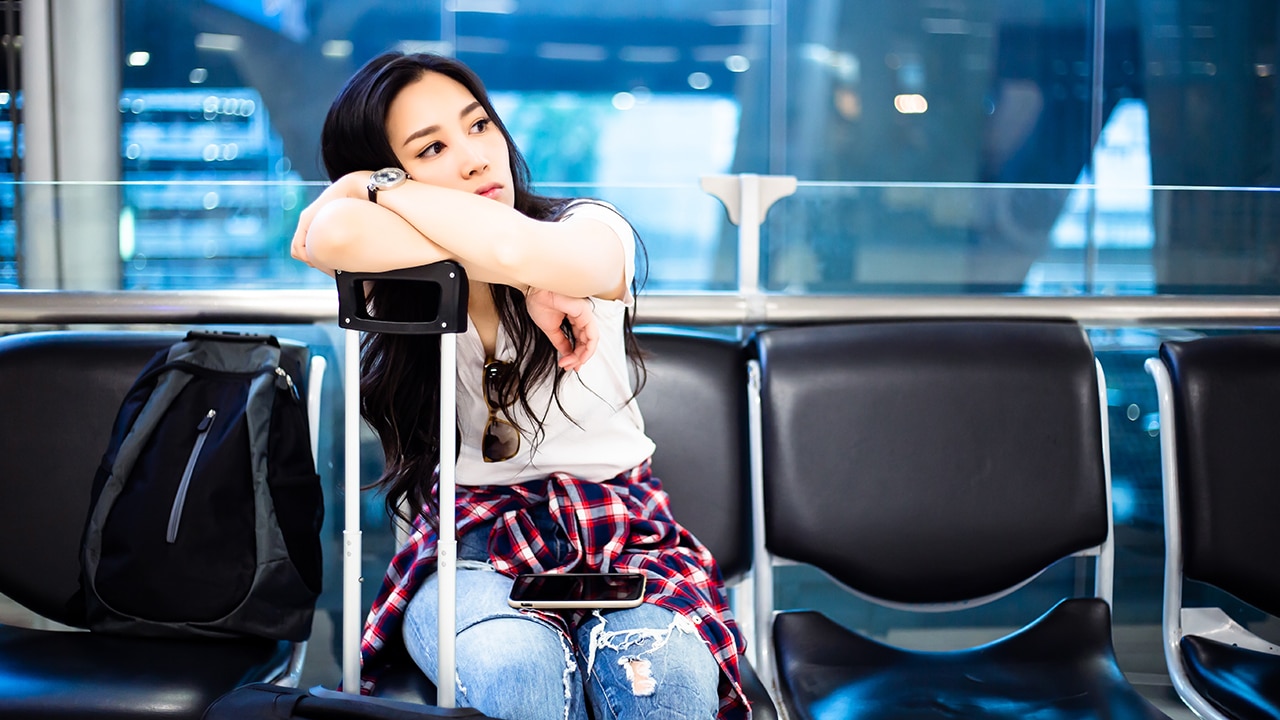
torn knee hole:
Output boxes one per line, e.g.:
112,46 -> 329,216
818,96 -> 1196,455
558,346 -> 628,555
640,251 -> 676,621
618,656 -> 657,696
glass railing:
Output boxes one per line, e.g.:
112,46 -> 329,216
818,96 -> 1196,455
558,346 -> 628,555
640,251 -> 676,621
6,179 -> 1280,301
761,182 -> 1280,297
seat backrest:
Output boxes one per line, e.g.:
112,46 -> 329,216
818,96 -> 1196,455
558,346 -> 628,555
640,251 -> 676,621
634,327 -> 751,584
1158,335 -> 1280,618
754,319 -> 1109,605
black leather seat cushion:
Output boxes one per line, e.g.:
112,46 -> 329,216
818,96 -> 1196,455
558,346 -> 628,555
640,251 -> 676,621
1181,634 -> 1280,720
367,652 -> 436,706
773,598 -> 1167,720
0,624 -> 289,719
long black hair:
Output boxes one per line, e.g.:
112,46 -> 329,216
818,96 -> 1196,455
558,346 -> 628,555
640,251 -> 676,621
319,51 -> 646,525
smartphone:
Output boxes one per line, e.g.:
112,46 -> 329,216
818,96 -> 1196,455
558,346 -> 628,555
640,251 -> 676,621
507,572 -> 647,610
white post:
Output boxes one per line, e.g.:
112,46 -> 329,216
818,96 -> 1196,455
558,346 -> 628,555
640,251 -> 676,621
20,0 -> 120,289
699,174 -> 797,296
738,174 -> 762,295
746,360 -> 776,692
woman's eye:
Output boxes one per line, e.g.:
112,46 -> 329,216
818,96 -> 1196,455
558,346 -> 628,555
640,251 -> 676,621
417,141 -> 444,159
472,118 -> 490,133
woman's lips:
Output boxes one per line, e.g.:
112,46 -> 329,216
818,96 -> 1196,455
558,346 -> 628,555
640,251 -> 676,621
476,184 -> 502,199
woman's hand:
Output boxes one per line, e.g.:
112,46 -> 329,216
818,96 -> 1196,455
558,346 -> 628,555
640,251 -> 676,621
525,288 -> 599,372
290,172 -> 370,272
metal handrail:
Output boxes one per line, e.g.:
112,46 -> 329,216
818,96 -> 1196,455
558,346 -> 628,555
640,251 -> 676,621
2,289 -> 1280,328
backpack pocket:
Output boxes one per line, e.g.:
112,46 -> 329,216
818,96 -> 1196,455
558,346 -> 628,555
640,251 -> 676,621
94,374 -> 257,623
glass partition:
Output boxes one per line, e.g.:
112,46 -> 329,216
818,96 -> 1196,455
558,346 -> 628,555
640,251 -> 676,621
761,181 -> 1280,295
0,180 -> 735,291
10,177 -> 1279,299
1,1 -> 1276,298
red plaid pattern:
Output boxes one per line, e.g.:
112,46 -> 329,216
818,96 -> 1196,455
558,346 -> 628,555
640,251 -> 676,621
358,461 -> 750,719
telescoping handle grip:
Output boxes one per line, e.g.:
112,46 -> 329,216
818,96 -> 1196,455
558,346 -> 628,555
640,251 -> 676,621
335,261 -> 469,335
334,261 -> 466,708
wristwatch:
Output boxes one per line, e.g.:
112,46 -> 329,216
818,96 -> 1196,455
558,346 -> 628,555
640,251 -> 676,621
367,167 -> 409,203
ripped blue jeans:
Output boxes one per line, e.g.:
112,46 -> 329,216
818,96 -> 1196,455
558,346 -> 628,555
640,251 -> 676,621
401,516 -> 721,720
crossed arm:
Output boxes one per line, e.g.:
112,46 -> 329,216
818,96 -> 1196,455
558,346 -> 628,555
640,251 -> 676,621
291,171 -> 628,369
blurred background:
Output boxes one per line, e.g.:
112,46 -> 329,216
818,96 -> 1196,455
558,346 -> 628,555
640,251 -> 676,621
2,2 -> 1279,714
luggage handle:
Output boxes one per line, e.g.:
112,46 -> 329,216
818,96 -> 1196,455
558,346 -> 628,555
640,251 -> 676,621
335,262 -> 469,335
336,261 -> 466,708
183,329 -> 280,345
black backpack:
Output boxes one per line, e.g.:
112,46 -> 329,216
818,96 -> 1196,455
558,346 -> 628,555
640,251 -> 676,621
80,330 -> 324,642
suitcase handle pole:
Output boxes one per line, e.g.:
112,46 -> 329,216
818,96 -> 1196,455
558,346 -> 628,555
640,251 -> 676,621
436,330 -> 458,708
334,263 -> 469,706
341,326 -> 363,695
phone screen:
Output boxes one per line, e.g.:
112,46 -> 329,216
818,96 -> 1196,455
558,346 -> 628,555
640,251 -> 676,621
508,572 -> 646,609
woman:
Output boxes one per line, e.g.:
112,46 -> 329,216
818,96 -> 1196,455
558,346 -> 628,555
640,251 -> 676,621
291,51 -> 748,720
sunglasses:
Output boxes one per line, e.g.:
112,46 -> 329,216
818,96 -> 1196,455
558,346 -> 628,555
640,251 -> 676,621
482,359 -> 520,463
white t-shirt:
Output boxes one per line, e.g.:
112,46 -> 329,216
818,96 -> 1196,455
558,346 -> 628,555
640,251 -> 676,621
453,201 -> 656,486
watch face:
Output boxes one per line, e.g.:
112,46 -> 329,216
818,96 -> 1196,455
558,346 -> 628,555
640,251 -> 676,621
371,167 -> 407,189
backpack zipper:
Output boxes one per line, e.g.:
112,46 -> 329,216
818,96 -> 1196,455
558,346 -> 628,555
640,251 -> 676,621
166,408 -> 217,543
159,363 -> 299,543
275,366 -> 301,402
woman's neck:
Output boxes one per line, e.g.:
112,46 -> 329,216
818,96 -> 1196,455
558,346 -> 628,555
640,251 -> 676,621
468,280 -> 500,359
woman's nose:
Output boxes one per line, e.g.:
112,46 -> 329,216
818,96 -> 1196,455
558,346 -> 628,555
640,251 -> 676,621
460,141 -> 489,177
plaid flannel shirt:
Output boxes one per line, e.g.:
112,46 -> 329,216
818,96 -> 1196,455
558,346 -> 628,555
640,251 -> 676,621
359,461 -> 750,719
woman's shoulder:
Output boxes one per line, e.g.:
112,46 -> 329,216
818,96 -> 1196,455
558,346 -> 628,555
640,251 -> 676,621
556,199 -> 636,260
557,199 -> 631,229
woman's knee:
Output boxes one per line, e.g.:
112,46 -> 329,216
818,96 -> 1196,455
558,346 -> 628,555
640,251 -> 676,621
455,617 -> 585,720
578,606 -> 720,719
402,567 -> 528,675
405,588 -> 585,720
458,616 -> 575,682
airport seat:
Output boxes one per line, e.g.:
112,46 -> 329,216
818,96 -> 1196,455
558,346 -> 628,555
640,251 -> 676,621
1146,334 -> 1280,720
0,330 -> 320,719
372,326 -> 779,719
751,319 -> 1169,720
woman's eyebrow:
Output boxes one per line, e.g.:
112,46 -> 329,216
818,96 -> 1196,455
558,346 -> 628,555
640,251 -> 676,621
401,101 -> 484,147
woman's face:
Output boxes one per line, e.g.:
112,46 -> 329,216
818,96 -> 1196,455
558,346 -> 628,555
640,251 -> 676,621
384,71 -> 514,207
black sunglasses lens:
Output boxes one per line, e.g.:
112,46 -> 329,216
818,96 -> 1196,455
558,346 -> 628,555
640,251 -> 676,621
482,360 -> 518,461
484,361 -> 510,409
483,418 -> 520,462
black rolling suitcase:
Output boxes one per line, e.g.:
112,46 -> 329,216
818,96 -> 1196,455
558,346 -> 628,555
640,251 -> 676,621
202,684 -> 488,719
205,262 -> 495,719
